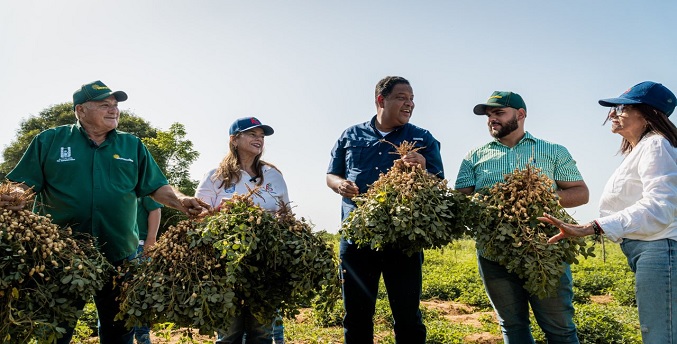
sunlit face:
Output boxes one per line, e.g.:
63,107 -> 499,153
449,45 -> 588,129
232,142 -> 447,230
379,83 -> 414,128
486,107 -> 519,138
78,96 -> 120,132
232,127 -> 265,158
607,105 -> 647,138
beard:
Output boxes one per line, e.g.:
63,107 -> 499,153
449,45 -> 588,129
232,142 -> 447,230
490,115 -> 519,138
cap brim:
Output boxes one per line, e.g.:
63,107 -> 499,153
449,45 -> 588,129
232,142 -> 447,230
91,91 -> 128,102
473,103 -> 505,115
259,125 -> 274,136
598,97 -> 640,107
245,124 -> 274,136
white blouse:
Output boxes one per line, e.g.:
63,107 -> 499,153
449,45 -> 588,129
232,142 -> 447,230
597,133 -> 677,243
195,164 -> 290,212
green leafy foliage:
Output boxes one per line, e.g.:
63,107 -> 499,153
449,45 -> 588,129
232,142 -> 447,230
142,123 -> 200,232
473,165 -> 595,299
118,192 -> 339,334
341,140 -> 480,256
0,185 -> 112,343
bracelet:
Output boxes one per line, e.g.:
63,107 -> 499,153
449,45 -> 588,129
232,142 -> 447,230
590,220 -> 604,236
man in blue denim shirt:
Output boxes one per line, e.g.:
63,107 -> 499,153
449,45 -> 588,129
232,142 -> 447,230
326,76 -> 443,343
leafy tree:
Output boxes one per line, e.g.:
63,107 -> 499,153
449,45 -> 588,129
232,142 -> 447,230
142,123 -> 200,230
1,102 -> 199,231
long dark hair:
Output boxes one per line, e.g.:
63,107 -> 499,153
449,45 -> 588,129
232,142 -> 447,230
615,104 -> 677,154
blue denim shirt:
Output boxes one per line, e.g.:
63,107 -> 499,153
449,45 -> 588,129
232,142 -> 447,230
327,115 -> 444,221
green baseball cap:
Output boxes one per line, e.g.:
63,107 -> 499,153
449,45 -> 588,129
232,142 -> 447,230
73,80 -> 128,109
473,91 -> 527,115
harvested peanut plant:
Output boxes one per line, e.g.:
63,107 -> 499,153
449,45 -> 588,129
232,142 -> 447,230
341,140 -> 480,256
473,165 -> 595,298
0,182 -> 112,344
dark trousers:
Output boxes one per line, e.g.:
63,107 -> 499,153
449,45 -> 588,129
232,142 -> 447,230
56,258 -> 133,344
339,238 -> 426,344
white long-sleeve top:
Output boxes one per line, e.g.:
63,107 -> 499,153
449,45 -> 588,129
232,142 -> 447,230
597,132 -> 677,243
195,165 -> 290,212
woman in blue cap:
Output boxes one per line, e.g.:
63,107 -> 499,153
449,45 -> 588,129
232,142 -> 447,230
540,81 -> 677,343
196,116 -> 288,344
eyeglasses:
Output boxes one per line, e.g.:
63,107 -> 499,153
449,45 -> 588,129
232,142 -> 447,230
608,105 -> 627,118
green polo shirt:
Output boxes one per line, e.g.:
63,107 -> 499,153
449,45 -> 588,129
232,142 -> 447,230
136,196 -> 163,240
455,131 -> 583,191
7,123 -> 168,261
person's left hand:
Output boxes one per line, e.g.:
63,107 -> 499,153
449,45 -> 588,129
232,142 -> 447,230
179,197 -> 211,217
402,151 -> 426,167
537,213 -> 594,243
0,193 -> 27,211
144,237 -> 157,251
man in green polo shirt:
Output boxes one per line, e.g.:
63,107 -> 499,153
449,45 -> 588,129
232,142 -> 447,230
455,91 -> 589,344
2,80 -> 208,344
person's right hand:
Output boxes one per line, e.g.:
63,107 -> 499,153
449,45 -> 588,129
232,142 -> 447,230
337,180 -> 359,199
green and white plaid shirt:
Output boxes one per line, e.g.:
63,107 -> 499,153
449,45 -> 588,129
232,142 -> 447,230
455,131 -> 583,191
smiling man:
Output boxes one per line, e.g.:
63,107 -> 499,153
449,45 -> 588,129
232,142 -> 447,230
3,80 -> 209,344
455,91 -> 589,343
326,76 -> 443,343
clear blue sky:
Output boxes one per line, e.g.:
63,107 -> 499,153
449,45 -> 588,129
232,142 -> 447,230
1,1 -> 675,233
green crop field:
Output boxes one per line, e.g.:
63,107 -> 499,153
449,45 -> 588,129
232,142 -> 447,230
70,236 -> 641,344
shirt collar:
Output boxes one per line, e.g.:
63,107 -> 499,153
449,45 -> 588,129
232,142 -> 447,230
369,115 -> 405,137
490,131 -> 536,148
75,121 -> 117,146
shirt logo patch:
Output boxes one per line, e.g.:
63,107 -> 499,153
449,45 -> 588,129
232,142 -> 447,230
56,147 -> 75,162
113,154 -> 134,163
264,183 -> 274,192
225,184 -> 236,193
413,137 -> 423,141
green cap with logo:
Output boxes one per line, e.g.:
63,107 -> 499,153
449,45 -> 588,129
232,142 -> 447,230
72,80 -> 128,109
473,91 -> 526,115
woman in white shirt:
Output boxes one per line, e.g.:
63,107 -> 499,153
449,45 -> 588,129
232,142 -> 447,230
540,81 -> 677,343
196,116 -> 288,344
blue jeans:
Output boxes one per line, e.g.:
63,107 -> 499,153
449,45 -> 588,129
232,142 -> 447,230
56,256 -> 134,344
134,244 -> 152,344
477,254 -> 579,344
215,308 -> 273,344
621,238 -> 677,343
272,314 -> 284,344
339,238 -> 426,344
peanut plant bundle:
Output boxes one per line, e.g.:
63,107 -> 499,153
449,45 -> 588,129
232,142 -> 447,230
118,192 -> 339,334
0,183 -> 113,344
341,141 -> 480,256
473,165 -> 595,299
116,217 -> 235,334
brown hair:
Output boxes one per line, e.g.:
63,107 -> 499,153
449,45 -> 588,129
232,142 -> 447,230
214,132 -> 279,189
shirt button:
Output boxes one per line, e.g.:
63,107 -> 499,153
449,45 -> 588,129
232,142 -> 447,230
375,167 -> 379,170
378,152 -> 382,155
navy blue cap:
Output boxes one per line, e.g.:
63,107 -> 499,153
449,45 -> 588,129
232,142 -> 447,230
229,117 -> 274,136
599,81 -> 676,117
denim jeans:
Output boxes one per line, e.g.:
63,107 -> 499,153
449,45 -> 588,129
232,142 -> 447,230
215,308 -> 273,344
621,238 -> 677,343
134,244 -> 152,344
272,314 -> 284,344
477,254 -> 579,344
339,238 -> 426,344
56,256 -> 134,344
